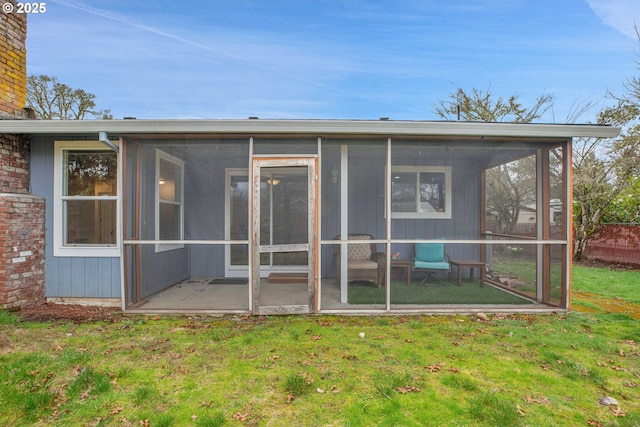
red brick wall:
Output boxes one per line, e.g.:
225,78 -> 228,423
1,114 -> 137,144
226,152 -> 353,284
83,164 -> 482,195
0,4 -> 45,308
0,194 -> 45,308
0,132 -> 29,194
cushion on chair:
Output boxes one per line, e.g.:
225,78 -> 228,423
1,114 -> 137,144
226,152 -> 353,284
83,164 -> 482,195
347,259 -> 379,270
348,235 -> 372,260
414,260 -> 450,270
415,238 -> 445,263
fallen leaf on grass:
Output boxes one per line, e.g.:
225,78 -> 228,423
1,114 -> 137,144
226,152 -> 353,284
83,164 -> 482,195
233,412 -> 249,421
111,406 -> 125,415
396,385 -> 420,394
623,382 -> 637,388
609,406 -> 626,417
139,420 -> 150,427
523,395 -> 550,405
425,363 -> 445,373
516,405 -> 526,416
311,335 -> 322,341
587,420 -> 603,427
286,394 -> 295,404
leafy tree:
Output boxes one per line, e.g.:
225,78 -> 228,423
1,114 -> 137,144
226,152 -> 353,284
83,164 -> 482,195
573,100 -> 640,260
26,74 -> 112,120
601,175 -> 640,223
433,88 -> 555,235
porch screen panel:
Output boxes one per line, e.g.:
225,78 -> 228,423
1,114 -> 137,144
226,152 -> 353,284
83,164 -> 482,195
253,137 -> 318,155
262,166 -> 309,267
124,137 -> 252,310
320,139 -> 387,310
547,146 -> 566,306
390,140 -> 483,305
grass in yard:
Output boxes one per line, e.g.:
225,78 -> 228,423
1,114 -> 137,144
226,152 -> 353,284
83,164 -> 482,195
348,280 -> 532,305
1,307 -> 640,426
573,264 -> 640,304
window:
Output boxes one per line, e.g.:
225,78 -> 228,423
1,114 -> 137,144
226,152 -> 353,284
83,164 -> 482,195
391,166 -> 451,219
54,141 -> 119,257
155,150 -> 184,252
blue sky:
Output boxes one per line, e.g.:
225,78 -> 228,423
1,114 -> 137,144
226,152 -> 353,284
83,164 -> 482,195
25,0 -> 640,122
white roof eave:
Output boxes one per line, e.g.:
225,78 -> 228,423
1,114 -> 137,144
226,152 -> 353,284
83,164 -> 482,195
0,119 -> 621,139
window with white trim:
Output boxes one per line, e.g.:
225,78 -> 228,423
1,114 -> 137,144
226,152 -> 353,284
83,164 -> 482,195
391,166 -> 452,219
53,141 -> 119,257
155,150 -> 184,252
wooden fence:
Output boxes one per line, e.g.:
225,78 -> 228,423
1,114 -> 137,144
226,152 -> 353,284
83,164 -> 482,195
586,224 -> 640,267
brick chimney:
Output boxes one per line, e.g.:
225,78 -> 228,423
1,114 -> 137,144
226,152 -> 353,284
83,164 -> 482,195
0,5 -> 46,309
0,3 -> 27,118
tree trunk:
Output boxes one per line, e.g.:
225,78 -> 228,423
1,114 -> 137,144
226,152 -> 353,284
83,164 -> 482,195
573,233 -> 588,261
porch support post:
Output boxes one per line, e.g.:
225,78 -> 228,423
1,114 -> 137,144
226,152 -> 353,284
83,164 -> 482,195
563,139 -> 573,309
249,137 -> 256,313
340,145 -> 348,304
540,148 -> 551,303
536,149 -> 543,301
385,138 -> 392,311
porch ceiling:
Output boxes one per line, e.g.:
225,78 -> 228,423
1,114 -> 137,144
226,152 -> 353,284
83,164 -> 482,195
0,118 -> 620,139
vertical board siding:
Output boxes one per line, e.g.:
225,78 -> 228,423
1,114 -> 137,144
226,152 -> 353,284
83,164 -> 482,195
31,136 -> 122,298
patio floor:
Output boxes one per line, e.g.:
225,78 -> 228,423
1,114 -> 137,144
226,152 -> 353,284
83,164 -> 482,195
127,277 -> 550,313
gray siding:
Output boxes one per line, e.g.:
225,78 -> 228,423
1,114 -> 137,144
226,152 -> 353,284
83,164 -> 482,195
30,136 -> 121,299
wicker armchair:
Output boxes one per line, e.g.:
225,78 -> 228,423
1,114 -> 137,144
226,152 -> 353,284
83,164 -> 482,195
333,234 -> 386,289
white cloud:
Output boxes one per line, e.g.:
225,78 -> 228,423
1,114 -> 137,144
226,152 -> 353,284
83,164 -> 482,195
586,0 -> 640,39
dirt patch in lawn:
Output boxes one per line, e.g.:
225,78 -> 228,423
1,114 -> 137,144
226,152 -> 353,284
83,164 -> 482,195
17,303 -> 124,323
573,291 -> 640,320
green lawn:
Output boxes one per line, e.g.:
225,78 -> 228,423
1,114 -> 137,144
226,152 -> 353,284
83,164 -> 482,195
349,280 -> 532,305
573,264 -> 640,304
0,265 -> 639,426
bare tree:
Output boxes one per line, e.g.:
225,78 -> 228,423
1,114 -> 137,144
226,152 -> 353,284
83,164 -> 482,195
26,74 -> 112,120
433,87 -> 555,234
433,87 -> 555,122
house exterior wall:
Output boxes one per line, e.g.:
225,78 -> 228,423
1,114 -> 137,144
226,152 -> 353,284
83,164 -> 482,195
30,136 -> 121,299
0,6 -> 46,308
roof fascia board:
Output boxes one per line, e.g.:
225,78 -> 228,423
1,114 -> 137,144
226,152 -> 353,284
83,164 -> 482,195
0,119 -> 620,139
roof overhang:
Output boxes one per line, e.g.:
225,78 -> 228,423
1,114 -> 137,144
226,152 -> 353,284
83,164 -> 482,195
0,118 -> 621,139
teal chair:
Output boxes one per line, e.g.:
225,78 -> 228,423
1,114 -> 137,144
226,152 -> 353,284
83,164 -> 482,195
413,239 -> 451,285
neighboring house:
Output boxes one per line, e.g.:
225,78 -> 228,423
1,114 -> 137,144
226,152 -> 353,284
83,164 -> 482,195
0,9 -> 620,314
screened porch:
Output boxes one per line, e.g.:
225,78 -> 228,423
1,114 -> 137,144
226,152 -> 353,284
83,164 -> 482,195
121,133 -> 570,314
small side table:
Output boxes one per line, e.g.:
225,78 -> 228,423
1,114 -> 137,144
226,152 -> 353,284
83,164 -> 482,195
390,259 -> 412,286
449,260 -> 486,287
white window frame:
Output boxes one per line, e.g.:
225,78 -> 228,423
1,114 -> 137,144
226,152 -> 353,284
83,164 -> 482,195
53,141 -> 121,257
390,166 -> 452,219
155,149 -> 185,252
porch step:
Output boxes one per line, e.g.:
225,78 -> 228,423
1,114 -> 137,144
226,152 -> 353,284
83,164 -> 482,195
267,273 -> 308,283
